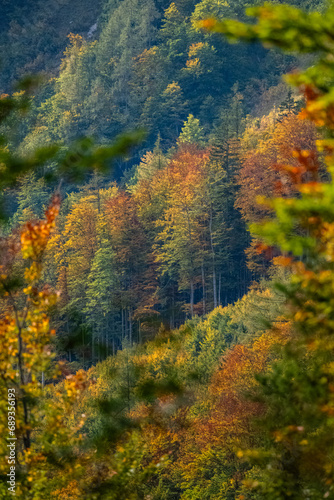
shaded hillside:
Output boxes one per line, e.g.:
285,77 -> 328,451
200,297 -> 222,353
0,0 -> 103,92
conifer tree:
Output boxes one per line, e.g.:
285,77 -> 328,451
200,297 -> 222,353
178,114 -> 205,145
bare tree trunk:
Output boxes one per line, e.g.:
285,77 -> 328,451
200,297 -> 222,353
126,352 -> 131,412
212,267 -> 217,309
105,326 -> 108,359
97,331 -> 100,363
15,316 -> 31,450
190,280 -> 194,317
184,205 -> 196,318
209,208 -> 217,309
82,328 -> 85,368
172,293 -> 175,328
129,308 -> 132,345
202,261 -> 206,315
121,309 -> 124,342
170,294 -> 175,329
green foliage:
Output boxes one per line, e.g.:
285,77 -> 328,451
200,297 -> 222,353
0,0 -> 102,92
9,172 -> 50,227
202,1 -> 334,498
1,0 -> 313,154
178,114 -> 205,145
3,0 -> 334,498
0,91 -> 145,223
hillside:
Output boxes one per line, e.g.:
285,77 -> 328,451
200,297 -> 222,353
0,0 -> 102,92
2,0 -> 318,155
1,0 -> 334,499
61,279 -> 287,499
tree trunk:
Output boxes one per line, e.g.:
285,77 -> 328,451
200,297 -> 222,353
129,308 -> 132,345
202,261 -> 206,315
190,280 -> 194,317
209,208 -> 217,309
121,309 -> 124,341
82,328 -> 85,368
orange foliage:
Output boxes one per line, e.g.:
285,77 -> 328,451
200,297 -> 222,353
237,113 -> 317,225
237,112 -> 318,273
52,480 -> 80,500
193,323 -> 290,449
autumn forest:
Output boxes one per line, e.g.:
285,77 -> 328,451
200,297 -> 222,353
1,0 -> 334,498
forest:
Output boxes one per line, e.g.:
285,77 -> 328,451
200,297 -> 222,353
1,0 -> 334,498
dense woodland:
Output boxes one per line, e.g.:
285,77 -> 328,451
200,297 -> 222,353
1,0 -> 319,362
1,0 -> 334,498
